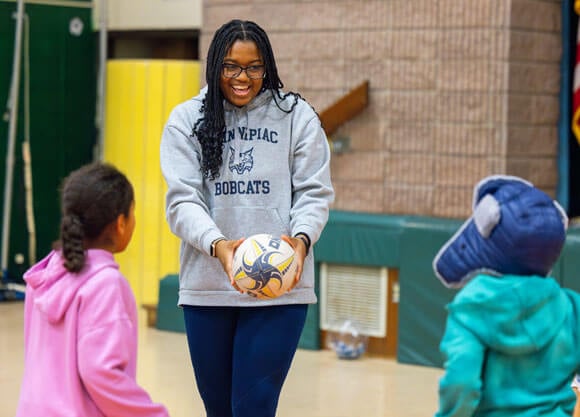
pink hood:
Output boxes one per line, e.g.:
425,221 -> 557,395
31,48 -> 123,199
23,249 -> 116,323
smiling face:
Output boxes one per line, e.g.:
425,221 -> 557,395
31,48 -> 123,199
220,40 -> 264,107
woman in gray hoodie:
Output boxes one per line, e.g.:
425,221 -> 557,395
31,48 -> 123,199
160,19 -> 334,417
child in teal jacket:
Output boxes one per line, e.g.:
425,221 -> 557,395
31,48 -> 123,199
433,175 -> 580,417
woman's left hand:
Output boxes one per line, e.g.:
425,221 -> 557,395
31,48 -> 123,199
215,238 -> 245,293
281,235 -> 306,292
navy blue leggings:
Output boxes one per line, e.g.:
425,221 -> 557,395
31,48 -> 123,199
182,304 -> 308,417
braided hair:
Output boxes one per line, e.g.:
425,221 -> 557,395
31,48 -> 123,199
59,162 -> 134,273
194,19 -> 301,180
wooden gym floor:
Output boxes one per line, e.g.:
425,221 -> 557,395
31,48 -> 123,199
0,301 -> 442,417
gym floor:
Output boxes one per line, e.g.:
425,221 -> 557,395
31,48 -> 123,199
0,301 -> 442,417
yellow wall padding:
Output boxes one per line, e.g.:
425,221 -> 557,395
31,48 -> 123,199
104,59 -> 201,306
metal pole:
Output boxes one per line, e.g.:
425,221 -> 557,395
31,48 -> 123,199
95,0 -> 108,162
2,0 -> 26,276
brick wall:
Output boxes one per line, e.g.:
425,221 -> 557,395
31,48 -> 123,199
202,0 -> 562,218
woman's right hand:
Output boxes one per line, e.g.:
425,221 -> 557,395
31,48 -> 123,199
215,238 -> 245,293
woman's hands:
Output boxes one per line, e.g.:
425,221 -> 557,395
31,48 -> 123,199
216,235 -> 308,295
214,238 -> 245,293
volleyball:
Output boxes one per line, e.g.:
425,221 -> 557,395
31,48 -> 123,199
232,234 -> 297,299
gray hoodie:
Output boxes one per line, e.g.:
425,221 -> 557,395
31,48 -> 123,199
160,87 -> 334,306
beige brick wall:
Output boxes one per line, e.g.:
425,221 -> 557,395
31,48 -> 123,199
203,0 -> 562,218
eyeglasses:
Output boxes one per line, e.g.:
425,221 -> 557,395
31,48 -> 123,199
222,63 -> 266,79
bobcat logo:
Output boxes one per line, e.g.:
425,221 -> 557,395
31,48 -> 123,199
229,146 -> 254,174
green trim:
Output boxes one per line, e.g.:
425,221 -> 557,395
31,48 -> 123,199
0,0 -> 92,8
557,0 -> 572,209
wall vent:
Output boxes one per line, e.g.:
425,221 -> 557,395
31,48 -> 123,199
320,263 -> 387,338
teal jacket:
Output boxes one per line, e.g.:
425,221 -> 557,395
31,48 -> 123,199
436,274 -> 580,417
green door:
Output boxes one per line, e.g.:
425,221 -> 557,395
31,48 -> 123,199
0,1 -> 95,283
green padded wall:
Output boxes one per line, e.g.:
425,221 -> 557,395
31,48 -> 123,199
298,264 -> 321,349
397,217 -> 460,367
156,274 -> 186,333
309,211 -> 462,365
0,2 -> 95,281
557,228 -> 580,291
314,210 -> 405,266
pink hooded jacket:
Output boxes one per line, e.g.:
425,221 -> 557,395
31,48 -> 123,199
15,249 -> 169,417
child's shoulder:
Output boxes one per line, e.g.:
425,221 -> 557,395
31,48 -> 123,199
76,250 -> 126,295
79,266 -> 126,296
75,267 -> 134,322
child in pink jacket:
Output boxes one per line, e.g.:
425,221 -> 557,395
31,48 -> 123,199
15,162 -> 169,417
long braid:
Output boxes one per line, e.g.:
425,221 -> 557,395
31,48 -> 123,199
61,213 -> 85,272
193,19 -> 303,180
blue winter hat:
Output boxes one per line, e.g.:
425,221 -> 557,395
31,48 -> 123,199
433,175 -> 568,289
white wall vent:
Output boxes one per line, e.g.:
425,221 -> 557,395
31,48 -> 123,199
320,263 -> 388,338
